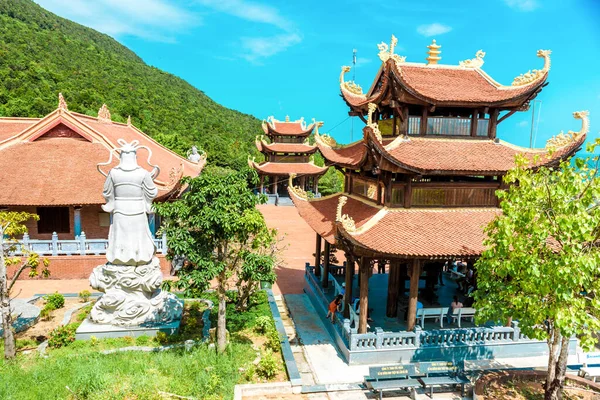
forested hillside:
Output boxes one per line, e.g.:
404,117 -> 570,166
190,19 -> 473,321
0,0 -> 261,169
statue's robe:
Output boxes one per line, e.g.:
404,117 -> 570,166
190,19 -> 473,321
102,166 -> 157,265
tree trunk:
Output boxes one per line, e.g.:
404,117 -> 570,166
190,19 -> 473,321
545,333 -> 570,400
0,232 -> 16,359
216,271 -> 227,353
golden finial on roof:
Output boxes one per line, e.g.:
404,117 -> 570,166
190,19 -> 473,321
377,34 -> 406,64
426,39 -> 441,65
58,93 -> 68,112
98,104 -> 112,123
459,50 -> 485,68
340,66 -> 365,96
285,115 -> 290,122
545,110 -> 589,150
512,49 -> 552,86
127,115 -> 132,126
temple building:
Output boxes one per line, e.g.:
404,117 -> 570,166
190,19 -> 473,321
249,116 -> 327,196
0,94 -> 204,247
289,36 -> 588,347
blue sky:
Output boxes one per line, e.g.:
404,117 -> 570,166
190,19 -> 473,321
36,0 -> 599,149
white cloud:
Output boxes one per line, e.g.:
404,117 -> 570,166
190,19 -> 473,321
517,120 -> 529,127
504,0 -> 539,12
355,57 -> 371,68
197,0 -> 290,30
241,33 -> 301,63
35,0 -> 194,41
417,23 -> 452,37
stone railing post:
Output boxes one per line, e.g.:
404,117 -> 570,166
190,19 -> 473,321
22,233 -> 29,253
305,262 -> 310,276
343,318 -> 350,340
375,327 -> 384,349
414,325 -> 422,347
51,232 -> 58,256
350,332 -> 358,351
79,231 -> 87,255
161,232 -> 168,254
511,320 -> 521,341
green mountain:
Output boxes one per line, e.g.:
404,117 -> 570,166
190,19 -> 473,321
0,0 -> 261,169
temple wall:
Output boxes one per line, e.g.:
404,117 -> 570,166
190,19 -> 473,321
7,254 -> 170,280
80,205 -> 109,239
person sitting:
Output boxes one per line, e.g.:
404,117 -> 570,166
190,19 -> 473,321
327,294 -> 343,323
447,295 -> 463,324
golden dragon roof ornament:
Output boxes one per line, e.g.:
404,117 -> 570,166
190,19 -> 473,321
336,196 -> 356,233
512,49 -> 552,86
367,103 -> 383,143
377,34 -> 406,64
545,110 -> 589,150
98,104 -> 112,123
459,50 -> 485,68
315,129 -> 337,148
288,173 -> 308,200
340,66 -> 364,96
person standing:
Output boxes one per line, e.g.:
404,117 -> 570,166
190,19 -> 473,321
327,294 -> 343,323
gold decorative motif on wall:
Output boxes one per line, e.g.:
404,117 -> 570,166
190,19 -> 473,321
98,104 -> 112,123
58,93 -> 68,111
512,49 -> 552,86
367,103 -> 383,143
288,173 -> 308,200
367,184 -> 377,199
545,110 -> 589,150
340,66 -> 364,96
336,196 -> 356,233
459,50 -> 485,68
377,35 -> 406,64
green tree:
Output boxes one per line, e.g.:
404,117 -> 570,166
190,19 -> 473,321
154,167 -> 277,353
474,147 -> 600,400
0,211 -> 49,359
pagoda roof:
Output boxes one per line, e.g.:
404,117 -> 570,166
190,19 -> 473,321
261,116 -> 318,136
340,37 -> 551,109
316,111 -> 588,175
248,158 -> 328,177
255,137 -> 317,154
0,96 -> 204,206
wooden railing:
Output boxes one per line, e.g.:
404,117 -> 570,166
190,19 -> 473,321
11,232 -> 168,256
388,183 -> 500,207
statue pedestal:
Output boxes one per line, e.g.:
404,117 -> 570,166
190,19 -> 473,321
87,256 -> 182,326
75,312 -> 181,340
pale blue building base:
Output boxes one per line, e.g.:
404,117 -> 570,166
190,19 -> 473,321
75,318 -> 181,340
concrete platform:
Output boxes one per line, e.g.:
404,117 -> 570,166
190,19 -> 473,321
75,318 -> 181,340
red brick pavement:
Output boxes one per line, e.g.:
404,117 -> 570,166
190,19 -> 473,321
14,205 -> 317,298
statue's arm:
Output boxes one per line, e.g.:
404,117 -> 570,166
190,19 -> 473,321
101,172 -> 115,213
142,172 -> 159,213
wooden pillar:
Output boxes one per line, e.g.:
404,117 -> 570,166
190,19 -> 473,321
358,257 -> 370,334
386,260 -> 402,317
488,109 -> 499,139
314,234 -> 322,277
404,175 -> 413,208
419,107 -> 428,136
343,257 -> 354,318
300,176 -> 306,191
73,206 -> 82,238
322,241 -> 331,288
406,259 -> 422,331
273,176 -> 279,195
470,109 -> 479,137
259,175 -> 264,194
315,177 -> 319,195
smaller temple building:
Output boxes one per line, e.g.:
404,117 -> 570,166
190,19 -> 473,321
0,94 -> 205,278
249,116 -> 327,197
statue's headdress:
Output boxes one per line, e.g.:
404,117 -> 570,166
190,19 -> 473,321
97,138 -> 160,179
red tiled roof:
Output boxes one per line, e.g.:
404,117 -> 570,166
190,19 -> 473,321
257,141 -> 317,154
316,140 -> 367,168
341,207 -> 501,258
0,119 -> 39,142
373,131 -> 586,175
262,119 -> 315,136
288,192 -> 380,244
0,110 -> 204,206
250,161 -> 328,176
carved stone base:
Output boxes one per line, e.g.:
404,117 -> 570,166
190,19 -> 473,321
89,257 -> 182,326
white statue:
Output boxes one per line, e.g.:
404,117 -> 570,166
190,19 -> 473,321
88,139 -> 182,326
187,145 -> 203,163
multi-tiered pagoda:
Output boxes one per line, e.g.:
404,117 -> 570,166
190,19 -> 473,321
289,37 -> 588,335
249,116 -> 327,196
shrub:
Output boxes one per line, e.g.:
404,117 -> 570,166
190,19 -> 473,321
265,328 -> 281,353
135,335 -> 151,346
254,316 -> 273,334
40,306 -> 53,321
48,324 -> 76,348
44,292 -> 65,310
155,331 -> 169,345
256,350 -> 278,379
78,290 -> 91,303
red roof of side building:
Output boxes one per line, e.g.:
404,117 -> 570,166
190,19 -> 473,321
0,118 -> 40,141
314,132 -> 367,168
248,159 -> 328,177
255,139 -> 317,154
0,102 -> 204,206
340,44 -> 551,108
261,117 -> 317,136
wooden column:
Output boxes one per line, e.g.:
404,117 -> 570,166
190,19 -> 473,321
314,177 -> 319,195
358,257 -> 370,334
300,176 -> 306,191
386,260 -> 402,317
489,109 -> 499,139
314,233 -> 322,277
404,175 -> 413,208
419,107 -> 428,136
343,257 -> 354,318
321,241 -> 331,288
273,176 -> 279,195
470,109 -> 479,137
406,259 -> 422,331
